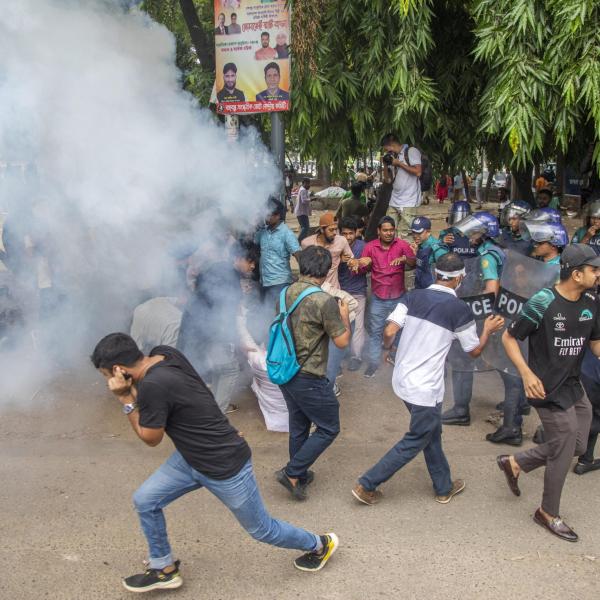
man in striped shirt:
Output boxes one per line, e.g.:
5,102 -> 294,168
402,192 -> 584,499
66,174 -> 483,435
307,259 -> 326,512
351,253 -> 504,505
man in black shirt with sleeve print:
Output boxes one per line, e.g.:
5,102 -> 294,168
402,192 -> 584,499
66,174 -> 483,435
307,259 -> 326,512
498,245 -> 600,542
91,334 -> 339,593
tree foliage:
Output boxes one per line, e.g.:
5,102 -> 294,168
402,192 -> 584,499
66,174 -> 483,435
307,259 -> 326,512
472,0 -> 600,171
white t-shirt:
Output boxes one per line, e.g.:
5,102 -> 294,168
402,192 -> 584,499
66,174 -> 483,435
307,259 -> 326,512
387,285 -> 479,406
390,146 -> 422,208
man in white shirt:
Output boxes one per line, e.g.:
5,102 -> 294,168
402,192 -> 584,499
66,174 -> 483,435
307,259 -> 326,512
381,133 -> 422,240
351,253 -> 504,505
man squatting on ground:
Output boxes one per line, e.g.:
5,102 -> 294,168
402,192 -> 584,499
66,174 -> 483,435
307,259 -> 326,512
497,244 -> 600,542
351,253 -> 504,505
91,333 -> 339,593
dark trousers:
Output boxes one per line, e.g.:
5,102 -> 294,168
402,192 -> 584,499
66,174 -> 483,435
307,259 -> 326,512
297,215 -> 310,243
451,370 -> 527,428
515,394 -> 592,516
280,373 -> 340,479
359,402 -> 452,496
580,373 -> 600,463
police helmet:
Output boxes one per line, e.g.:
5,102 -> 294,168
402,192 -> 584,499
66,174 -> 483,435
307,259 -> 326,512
525,207 -> 562,224
586,201 -> 600,219
500,201 -> 530,227
455,211 -> 500,240
521,222 -> 569,248
447,200 -> 471,226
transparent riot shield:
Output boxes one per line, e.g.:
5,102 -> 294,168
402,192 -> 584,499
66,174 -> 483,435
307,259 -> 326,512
447,256 -> 495,372
482,249 -> 560,375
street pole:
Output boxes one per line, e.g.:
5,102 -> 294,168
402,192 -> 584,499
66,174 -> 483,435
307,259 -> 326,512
270,111 -> 285,208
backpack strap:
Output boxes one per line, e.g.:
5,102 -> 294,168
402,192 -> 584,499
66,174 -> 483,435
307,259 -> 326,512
403,144 -> 410,166
282,285 -> 323,314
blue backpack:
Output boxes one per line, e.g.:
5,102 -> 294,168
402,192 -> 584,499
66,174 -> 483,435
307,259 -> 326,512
266,285 -> 323,385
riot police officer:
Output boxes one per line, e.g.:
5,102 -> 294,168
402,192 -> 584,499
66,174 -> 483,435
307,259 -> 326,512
442,212 -> 526,445
499,201 -> 531,255
525,221 -> 568,266
571,200 -> 600,255
439,201 -> 478,258
409,216 -> 448,289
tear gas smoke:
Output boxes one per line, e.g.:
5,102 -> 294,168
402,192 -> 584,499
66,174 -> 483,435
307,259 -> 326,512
0,0 -> 279,403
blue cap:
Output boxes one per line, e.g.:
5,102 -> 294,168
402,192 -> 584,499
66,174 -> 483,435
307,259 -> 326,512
410,216 -> 431,233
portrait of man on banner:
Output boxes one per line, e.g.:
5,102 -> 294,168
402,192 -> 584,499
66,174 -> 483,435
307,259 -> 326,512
217,63 -> 246,102
256,62 -> 289,101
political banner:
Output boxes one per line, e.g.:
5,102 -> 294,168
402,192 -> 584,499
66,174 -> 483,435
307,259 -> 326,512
213,0 -> 290,115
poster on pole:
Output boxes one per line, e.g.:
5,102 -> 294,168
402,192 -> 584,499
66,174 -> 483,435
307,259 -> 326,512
213,0 -> 291,115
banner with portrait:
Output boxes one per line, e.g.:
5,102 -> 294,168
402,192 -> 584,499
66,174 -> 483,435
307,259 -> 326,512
213,0 -> 291,115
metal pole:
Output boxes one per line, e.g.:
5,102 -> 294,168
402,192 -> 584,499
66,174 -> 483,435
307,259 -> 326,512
270,111 -> 285,203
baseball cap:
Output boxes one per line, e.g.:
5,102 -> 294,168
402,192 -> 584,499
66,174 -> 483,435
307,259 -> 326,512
355,172 -> 368,183
319,212 -> 337,227
560,243 -> 600,269
410,216 -> 431,233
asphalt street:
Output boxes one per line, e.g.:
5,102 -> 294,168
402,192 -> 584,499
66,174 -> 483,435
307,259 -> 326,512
1,359 -> 599,600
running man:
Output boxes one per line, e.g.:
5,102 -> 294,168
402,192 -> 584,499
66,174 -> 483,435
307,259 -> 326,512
498,244 -> 600,541
351,253 -> 504,505
91,333 -> 339,593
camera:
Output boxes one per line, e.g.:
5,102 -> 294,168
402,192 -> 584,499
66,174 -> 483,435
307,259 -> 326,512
382,151 -> 397,166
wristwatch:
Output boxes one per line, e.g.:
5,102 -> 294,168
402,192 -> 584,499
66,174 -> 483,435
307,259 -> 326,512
122,402 -> 137,415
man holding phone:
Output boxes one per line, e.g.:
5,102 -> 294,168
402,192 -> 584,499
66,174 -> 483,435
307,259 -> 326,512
91,333 -> 339,593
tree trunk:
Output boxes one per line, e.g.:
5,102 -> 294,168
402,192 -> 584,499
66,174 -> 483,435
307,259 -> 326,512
179,0 -> 214,69
484,170 -> 494,202
512,165 -> 535,206
317,161 -> 331,187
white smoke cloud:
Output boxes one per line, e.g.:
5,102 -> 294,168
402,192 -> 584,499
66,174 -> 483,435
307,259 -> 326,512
0,0 -> 279,403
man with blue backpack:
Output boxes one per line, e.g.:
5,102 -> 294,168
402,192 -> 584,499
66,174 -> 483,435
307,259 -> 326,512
267,245 -> 351,501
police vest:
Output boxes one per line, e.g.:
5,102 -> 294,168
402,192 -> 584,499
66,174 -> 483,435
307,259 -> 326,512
441,228 -> 478,257
588,235 -> 600,255
415,244 -> 435,289
500,228 -> 531,255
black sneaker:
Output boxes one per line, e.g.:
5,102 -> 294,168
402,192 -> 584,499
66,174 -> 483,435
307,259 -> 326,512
275,468 -> 307,501
294,533 -> 339,572
122,562 -> 182,593
486,426 -> 523,446
364,364 -> 378,378
347,357 -> 362,371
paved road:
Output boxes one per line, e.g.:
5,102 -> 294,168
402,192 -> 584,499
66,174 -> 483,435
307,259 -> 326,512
2,360 -> 599,600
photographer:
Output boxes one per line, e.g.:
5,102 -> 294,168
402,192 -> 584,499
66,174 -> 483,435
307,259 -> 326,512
380,133 -> 423,240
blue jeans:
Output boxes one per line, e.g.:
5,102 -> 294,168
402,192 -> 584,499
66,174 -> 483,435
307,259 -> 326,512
133,452 -> 319,570
263,283 -> 289,311
367,296 -> 401,366
451,370 -> 526,427
297,215 -> 310,243
280,373 -> 340,479
326,321 -> 356,385
359,402 -> 452,496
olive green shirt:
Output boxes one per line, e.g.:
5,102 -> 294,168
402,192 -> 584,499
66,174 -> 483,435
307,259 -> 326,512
283,279 -> 346,377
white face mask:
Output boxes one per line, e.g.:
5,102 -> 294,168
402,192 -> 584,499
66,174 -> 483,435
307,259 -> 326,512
455,276 -> 464,291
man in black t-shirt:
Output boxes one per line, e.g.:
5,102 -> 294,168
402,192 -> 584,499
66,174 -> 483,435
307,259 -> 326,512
498,244 -> 600,542
91,334 -> 339,593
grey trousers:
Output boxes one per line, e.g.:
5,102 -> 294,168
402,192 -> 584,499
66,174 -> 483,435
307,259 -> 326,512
515,394 -> 592,516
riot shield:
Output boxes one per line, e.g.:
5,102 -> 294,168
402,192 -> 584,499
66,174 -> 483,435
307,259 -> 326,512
482,249 -> 559,375
447,256 -> 495,372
